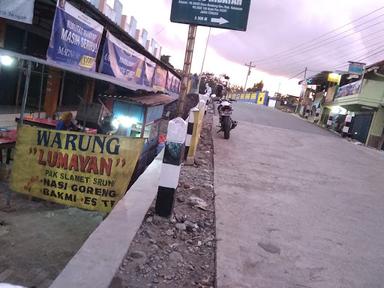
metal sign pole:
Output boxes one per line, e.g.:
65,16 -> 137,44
38,64 -> 45,118
19,60 -> 32,126
58,71 -> 66,110
177,25 -> 197,117
196,27 -> 212,95
200,27 -> 211,75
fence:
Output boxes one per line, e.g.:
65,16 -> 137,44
228,91 -> 269,105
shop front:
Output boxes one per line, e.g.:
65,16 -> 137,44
333,63 -> 384,148
99,93 -> 177,184
0,0 -> 181,211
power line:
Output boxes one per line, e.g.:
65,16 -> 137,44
287,69 -> 306,80
355,47 -> 384,62
255,27 -> 384,76
312,34 -> 384,60
261,26 -> 384,75
256,19 -> 384,66
253,6 -> 384,63
312,43 -> 384,71
331,48 -> 384,70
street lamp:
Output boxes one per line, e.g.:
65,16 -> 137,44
0,55 -> 15,66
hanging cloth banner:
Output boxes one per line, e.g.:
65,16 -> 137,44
10,126 -> 144,213
47,1 -> 103,71
166,72 -> 181,94
0,0 -> 35,24
153,65 -> 168,92
140,58 -> 156,87
99,31 -> 144,83
174,78 -> 181,93
172,76 -> 181,94
166,72 -> 175,92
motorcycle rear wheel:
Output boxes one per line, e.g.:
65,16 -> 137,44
223,116 -> 231,139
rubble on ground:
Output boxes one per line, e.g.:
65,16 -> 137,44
112,112 -> 215,288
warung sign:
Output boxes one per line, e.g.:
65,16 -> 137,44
11,126 -> 144,213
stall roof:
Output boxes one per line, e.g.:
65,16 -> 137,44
0,48 -> 152,92
298,71 -> 331,85
366,59 -> 384,76
0,0 -> 181,94
36,0 -> 181,79
100,94 -> 178,107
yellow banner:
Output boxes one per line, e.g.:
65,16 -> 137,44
327,73 -> 341,84
187,108 -> 205,161
11,126 -> 144,213
257,92 -> 265,105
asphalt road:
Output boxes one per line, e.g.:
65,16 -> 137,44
214,103 -> 384,288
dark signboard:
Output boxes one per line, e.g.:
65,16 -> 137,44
171,0 -> 251,31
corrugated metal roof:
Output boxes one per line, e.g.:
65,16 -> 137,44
100,94 -> 178,107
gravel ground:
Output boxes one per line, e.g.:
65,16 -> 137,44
112,112 -> 216,288
0,187 -> 104,288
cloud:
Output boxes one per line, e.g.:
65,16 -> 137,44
208,0 -> 384,77
121,0 -> 384,94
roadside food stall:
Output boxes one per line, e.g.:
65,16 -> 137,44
0,0 -> 181,212
99,93 -> 178,184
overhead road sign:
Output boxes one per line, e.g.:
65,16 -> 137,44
171,0 -> 251,31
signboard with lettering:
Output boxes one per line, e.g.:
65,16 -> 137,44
11,126 -> 144,213
47,1 -> 103,71
170,0 -> 251,31
99,31 -> 144,84
0,0 -> 35,24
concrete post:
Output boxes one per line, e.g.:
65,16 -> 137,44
155,117 -> 187,217
184,107 -> 198,159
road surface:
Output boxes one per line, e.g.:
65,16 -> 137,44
214,103 -> 384,288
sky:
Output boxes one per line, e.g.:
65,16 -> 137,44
109,0 -> 384,96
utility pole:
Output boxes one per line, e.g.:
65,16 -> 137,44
243,61 -> 256,92
177,25 -> 198,117
296,67 -> 308,114
303,67 -> 307,83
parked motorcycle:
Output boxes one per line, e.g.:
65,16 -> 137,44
217,99 -> 237,139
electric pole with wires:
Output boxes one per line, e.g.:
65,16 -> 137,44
243,61 -> 256,92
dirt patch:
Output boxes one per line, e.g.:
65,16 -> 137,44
0,184 -> 104,288
113,112 -> 216,288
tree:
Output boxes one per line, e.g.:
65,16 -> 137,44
248,80 -> 264,92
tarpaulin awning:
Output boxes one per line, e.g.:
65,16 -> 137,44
0,48 -> 152,92
100,93 -> 177,107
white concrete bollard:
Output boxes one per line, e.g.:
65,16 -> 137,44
155,117 -> 187,217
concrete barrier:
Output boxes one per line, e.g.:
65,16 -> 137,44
49,151 -> 164,288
